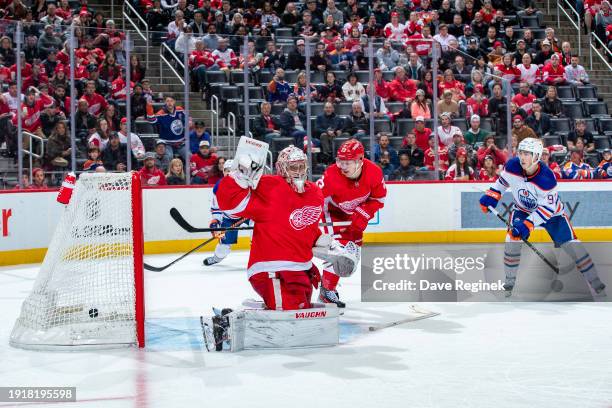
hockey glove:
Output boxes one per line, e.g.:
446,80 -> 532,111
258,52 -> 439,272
479,188 -> 502,213
511,219 -> 534,240
307,264 -> 321,289
209,219 -> 225,239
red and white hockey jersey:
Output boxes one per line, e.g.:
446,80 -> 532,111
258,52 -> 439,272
215,175 -> 323,277
317,159 -> 386,245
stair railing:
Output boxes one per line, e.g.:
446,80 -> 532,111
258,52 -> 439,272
22,131 -> 45,182
227,111 -> 236,154
557,0 -> 582,56
210,95 -> 220,147
122,1 -> 150,67
160,42 -> 185,86
589,32 -> 612,72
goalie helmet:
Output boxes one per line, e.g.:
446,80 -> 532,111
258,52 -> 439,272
276,145 -> 308,193
518,138 -> 544,171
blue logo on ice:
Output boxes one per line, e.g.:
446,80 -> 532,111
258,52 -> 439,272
517,189 -> 537,210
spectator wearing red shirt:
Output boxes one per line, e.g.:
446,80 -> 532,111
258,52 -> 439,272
13,87 -> 54,137
466,84 -> 489,118
511,81 -> 537,115
407,25 -> 433,57
478,155 -> 499,180
10,53 -> 32,81
495,54 -> 521,84
476,135 -> 507,169
81,80 -> 108,117
423,134 -> 450,171
438,69 -> 466,102
207,156 -> 226,185
140,152 -> 167,186
190,140 -> 218,184
373,68 -> 390,101
445,148 -> 475,180
542,54 -> 567,85
389,66 -> 418,102
413,116 -> 433,151
541,148 -> 562,179
479,0 -> 496,24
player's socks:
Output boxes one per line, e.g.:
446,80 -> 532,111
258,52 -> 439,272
561,242 -> 606,293
503,242 -> 521,297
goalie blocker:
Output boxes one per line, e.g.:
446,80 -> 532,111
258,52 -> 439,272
203,303 -> 340,352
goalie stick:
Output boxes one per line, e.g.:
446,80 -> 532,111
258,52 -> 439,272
368,305 -> 440,331
144,217 -> 248,272
170,207 -> 350,234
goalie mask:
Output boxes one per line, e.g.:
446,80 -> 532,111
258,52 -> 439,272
517,138 -> 544,173
336,139 -> 365,179
276,145 -> 308,193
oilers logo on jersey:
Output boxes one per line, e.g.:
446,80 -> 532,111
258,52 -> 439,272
517,189 -> 538,210
170,119 -> 184,136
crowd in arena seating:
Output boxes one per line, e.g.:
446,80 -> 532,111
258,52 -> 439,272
126,0 -> 611,181
1,0 -> 611,189
0,0 -> 222,188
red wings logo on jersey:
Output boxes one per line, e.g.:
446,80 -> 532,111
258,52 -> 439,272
338,193 -> 370,213
289,205 -> 322,230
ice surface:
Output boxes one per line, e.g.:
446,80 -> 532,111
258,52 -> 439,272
1,247 -> 611,408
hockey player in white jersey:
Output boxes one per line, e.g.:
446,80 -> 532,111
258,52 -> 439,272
203,159 -> 250,266
479,138 -> 606,296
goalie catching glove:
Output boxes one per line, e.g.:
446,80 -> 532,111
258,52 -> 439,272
312,234 -> 360,278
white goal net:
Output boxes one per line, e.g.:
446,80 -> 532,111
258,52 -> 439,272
10,172 -> 145,350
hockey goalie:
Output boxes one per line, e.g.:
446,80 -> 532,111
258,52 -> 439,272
203,137 -> 357,352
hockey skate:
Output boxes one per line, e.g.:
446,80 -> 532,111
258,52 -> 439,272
589,278 -> 606,296
203,256 -> 222,266
319,286 -> 346,308
503,279 -> 515,298
201,308 -> 233,351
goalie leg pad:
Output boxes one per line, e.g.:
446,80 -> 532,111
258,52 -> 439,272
228,304 -> 340,352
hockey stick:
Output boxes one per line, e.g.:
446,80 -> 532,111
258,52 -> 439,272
170,207 -> 351,234
368,305 -> 440,331
487,206 -> 560,275
144,218 -> 247,272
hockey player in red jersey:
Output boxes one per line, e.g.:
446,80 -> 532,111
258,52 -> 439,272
215,143 -> 324,311
317,139 -> 386,307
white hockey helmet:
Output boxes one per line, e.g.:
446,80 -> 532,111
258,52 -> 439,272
276,145 -> 308,193
518,137 -> 544,170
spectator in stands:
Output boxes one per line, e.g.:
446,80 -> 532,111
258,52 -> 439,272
478,155 -> 499,180
140,152 -> 167,186
287,39 -> 307,70
567,119 -> 596,152
390,153 -> 417,181
190,140 -> 217,184
99,52 -> 122,83
329,38 -> 354,70
38,25 -> 63,60
175,26 -> 197,58
267,68 -> 291,104
293,71 -> 318,107
117,118 -> 145,161
83,146 -> 104,172
203,24 -> 222,51
447,132 -> 474,164
253,102 -> 282,143
423,134 -> 450,172
279,95 -> 307,144
102,132 -> 127,171
153,140 -> 172,172
148,96 -> 187,157
212,38 -> 239,72
512,115 -> 537,143
263,41 -> 287,72
512,82 -> 537,115
487,83 -> 506,119
411,89 -> 431,119
464,114 -> 490,145
360,93 -> 389,118
595,1 -> 612,45
0,37 -> 16,67
411,116 -> 431,151
465,84 -> 489,118
375,40 -> 400,71
377,150 -> 396,179
445,148 -> 475,180
534,40 -> 554,66
562,148 -> 593,179
399,133 -> 425,167
596,148 -> 611,179
373,68 -> 390,101
434,24 -> 457,52
29,168 -> 48,189
477,135 -> 507,168
45,121 -> 71,169
565,56 -> 590,86
342,72 -> 366,102
166,158 -> 186,185
344,101 -> 370,139
318,71 -> 344,103
541,148 -> 562,179
437,90 -> 460,118
310,42 -> 330,72
207,156 -> 227,185
525,100 -> 551,136
189,120 -> 211,153
405,52 -> 425,82
542,54 -> 567,86
101,104 -> 120,132
81,80 -> 108,117
516,0 -> 544,26
315,101 -> 345,163
389,66 -> 418,102
89,118 -> 110,150
541,86 -> 563,117
487,41 -> 506,65
374,133 -> 399,167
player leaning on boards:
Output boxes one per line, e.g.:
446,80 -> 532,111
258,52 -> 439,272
204,137 -> 358,351
202,159 -> 251,266
317,139 -> 387,308
479,138 -> 606,297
